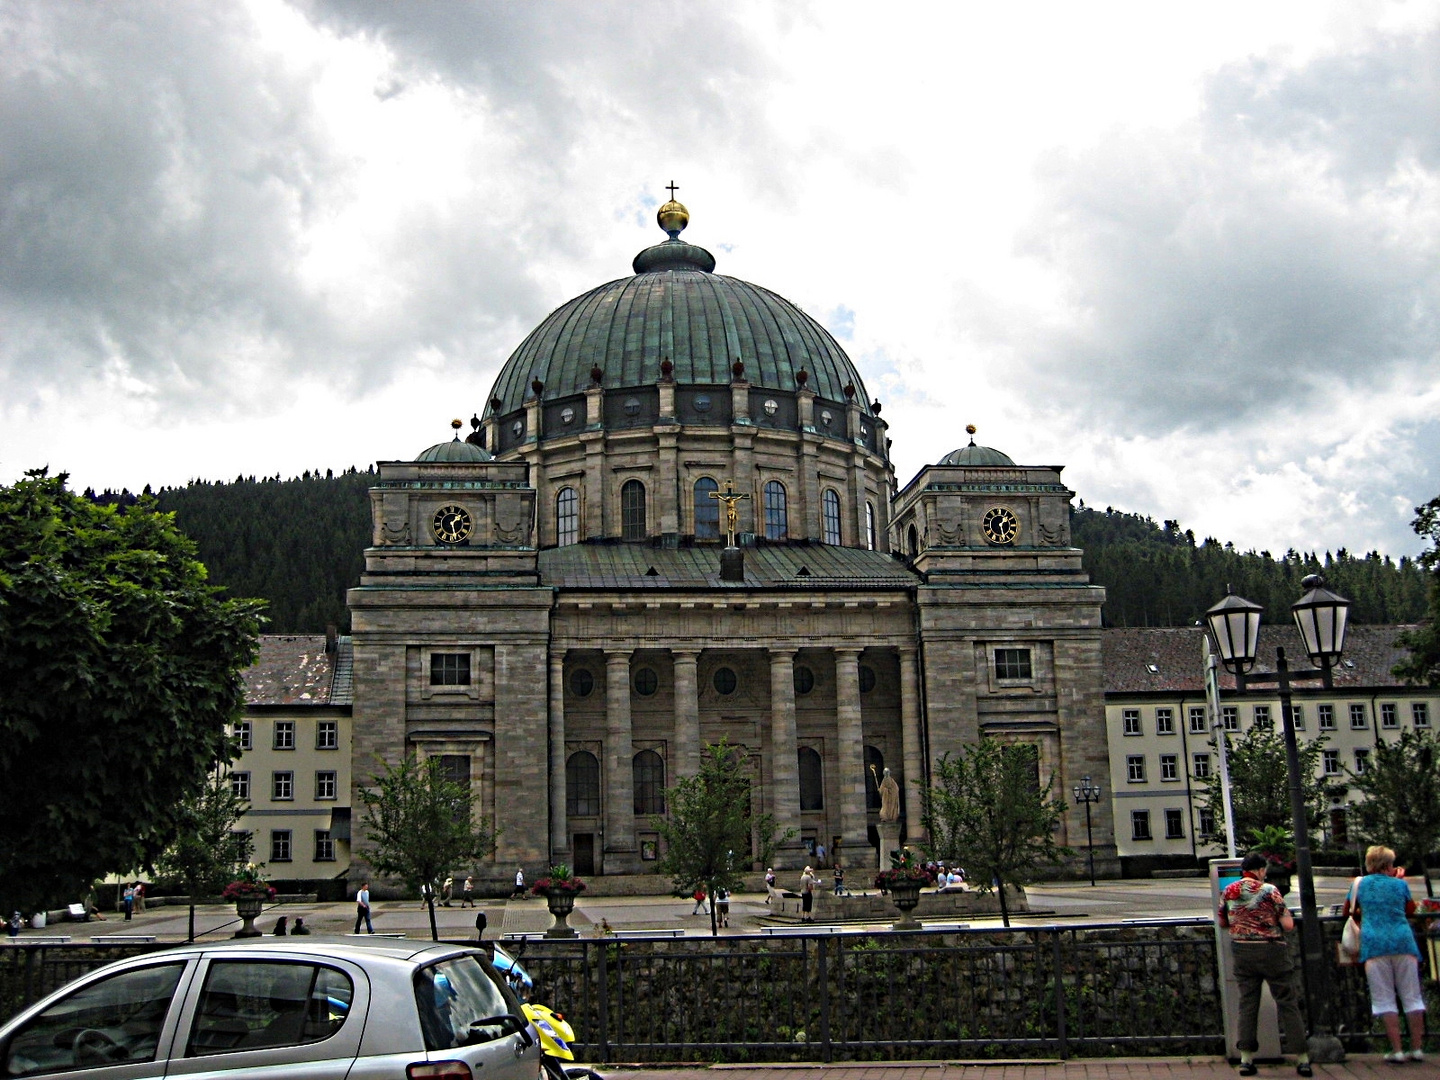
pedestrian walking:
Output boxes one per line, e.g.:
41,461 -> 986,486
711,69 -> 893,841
510,868 -> 526,900
354,881 -> 374,934
1345,845 -> 1426,1063
461,876 -> 474,907
122,883 -> 134,921
814,842 -> 827,868
716,887 -> 730,927
441,876 -> 454,907
132,882 -> 145,914
691,887 -> 707,915
1218,852 -> 1311,1076
833,863 -> 846,896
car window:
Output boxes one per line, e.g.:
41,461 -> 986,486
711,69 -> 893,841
3,961 -> 185,1076
186,960 -> 353,1056
413,956 -> 513,1051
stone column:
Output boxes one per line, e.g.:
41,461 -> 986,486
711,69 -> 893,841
768,649 -> 804,866
672,649 -> 700,780
833,648 -> 867,860
899,646 -> 926,843
548,650 -> 569,863
603,651 -> 636,864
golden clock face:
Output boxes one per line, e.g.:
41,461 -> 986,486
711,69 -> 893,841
981,506 -> 1020,545
432,504 -> 473,545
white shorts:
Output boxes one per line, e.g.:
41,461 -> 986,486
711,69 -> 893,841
1365,954 -> 1426,1015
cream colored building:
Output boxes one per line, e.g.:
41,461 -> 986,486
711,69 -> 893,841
1103,624 -> 1439,868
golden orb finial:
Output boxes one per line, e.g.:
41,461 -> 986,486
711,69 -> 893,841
451,418 -> 463,431
657,180 -> 689,238
965,423 -> 977,435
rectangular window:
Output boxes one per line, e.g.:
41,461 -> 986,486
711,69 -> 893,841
273,720 -> 294,750
1122,709 -> 1142,736
315,770 -> 337,800
438,755 -> 470,794
1192,752 -> 1211,779
1160,754 -> 1179,781
272,770 -> 293,801
1415,703 -> 1431,728
1354,748 -> 1370,774
270,829 -> 292,863
1189,706 -> 1208,734
994,648 -> 1033,681
1381,703 -> 1398,729
1322,749 -> 1341,776
1131,810 -> 1152,841
1350,703 -> 1368,729
1126,755 -> 1146,783
430,653 -> 471,686
1199,807 -> 1216,837
1222,706 -> 1239,732
1253,705 -> 1271,728
1155,708 -> 1175,735
1164,808 -> 1185,840
316,720 -> 338,750
231,771 -> 250,800
1291,704 -> 1305,730
1319,704 -> 1336,730
314,830 -> 335,862
236,721 -> 252,751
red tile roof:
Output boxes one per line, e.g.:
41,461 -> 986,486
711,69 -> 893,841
1102,625 -> 1419,695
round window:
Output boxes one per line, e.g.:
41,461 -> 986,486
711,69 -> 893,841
694,395 -> 711,413
794,665 -> 815,695
763,398 -> 778,416
713,667 -> 737,695
570,669 -> 594,697
820,410 -> 832,427
860,425 -> 869,437
623,397 -> 641,416
512,420 -> 524,437
634,668 -> 658,696
560,406 -> 575,424
859,665 -> 876,693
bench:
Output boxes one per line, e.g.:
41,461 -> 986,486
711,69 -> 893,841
761,923 -> 844,935
345,932 -> 407,938
92,934 -> 156,944
611,929 -> 684,938
14,935 -> 72,945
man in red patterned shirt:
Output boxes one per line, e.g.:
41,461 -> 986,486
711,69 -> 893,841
1219,852 -> 1310,1076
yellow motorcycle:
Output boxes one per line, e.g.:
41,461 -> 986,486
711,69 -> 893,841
522,1002 -> 602,1080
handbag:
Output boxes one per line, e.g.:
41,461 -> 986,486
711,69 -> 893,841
1338,877 -> 1361,965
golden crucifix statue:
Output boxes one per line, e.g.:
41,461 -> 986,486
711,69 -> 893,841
709,479 -> 751,548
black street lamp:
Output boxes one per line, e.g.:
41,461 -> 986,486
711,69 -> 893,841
1204,573 -> 1350,1060
1072,775 -> 1103,887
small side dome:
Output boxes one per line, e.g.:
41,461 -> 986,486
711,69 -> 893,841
418,420 -> 493,463
940,425 -> 1015,467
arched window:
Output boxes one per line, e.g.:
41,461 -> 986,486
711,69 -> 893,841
822,489 -> 842,545
763,481 -> 787,540
621,480 -> 646,541
566,751 -> 600,816
865,502 -> 876,550
633,749 -> 666,814
798,747 -> 824,811
694,477 -> 719,540
556,487 -> 579,547
908,524 -> 919,556
864,746 -> 884,811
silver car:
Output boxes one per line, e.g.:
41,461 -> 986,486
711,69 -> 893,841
0,936 -> 542,1080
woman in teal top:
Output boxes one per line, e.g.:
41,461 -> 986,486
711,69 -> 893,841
1347,845 -> 1425,1063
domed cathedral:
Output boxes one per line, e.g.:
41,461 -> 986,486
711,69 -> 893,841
348,195 -> 1117,883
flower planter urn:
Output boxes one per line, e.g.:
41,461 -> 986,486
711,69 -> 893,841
543,889 -> 579,938
888,880 -> 923,930
234,895 -> 265,938
1265,862 -> 1292,900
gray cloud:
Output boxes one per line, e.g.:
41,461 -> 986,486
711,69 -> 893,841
1008,24 -> 1439,434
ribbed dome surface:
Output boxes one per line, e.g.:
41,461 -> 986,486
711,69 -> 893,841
486,269 -> 871,417
940,443 -> 1015,467
417,437 -> 492,463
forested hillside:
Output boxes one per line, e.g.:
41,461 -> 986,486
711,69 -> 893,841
85,475 -> 1431,633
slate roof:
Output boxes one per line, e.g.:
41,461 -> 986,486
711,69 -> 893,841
486,268 -> 873,416
1102,625 -> 1418,695
538,543 -> 917,591
243,634 -> 353,706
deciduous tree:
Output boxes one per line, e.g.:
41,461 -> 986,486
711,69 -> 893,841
922,741 -> 1070,926
356,754 -> 497,940
1349,729 -> 1440,898
153,771 -> 253,941
1198,724 -> 1333,853
652,739 -> 793,936
0,470 -> 263,915
1394,494 -> 1440,686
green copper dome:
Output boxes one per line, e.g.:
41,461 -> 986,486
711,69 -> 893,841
940,442 -> 1015,467
417,436 -> 492,463
485,207 -> 872,419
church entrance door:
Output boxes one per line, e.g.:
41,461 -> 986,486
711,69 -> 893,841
573,833 -> 595,876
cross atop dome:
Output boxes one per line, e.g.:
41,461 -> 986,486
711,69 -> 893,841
657,180 -> 690,239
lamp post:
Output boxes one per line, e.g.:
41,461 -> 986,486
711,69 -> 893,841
1204,573 -> 1350,1061
1072,775 -> 1103,886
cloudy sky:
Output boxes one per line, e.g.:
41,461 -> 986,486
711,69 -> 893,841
3,1 -> 1437,558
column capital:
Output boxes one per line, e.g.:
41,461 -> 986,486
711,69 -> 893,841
671,648 -> 700,662
768,648 -> 798,663
833,646 -> 863,662
605,649 -> 631,664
